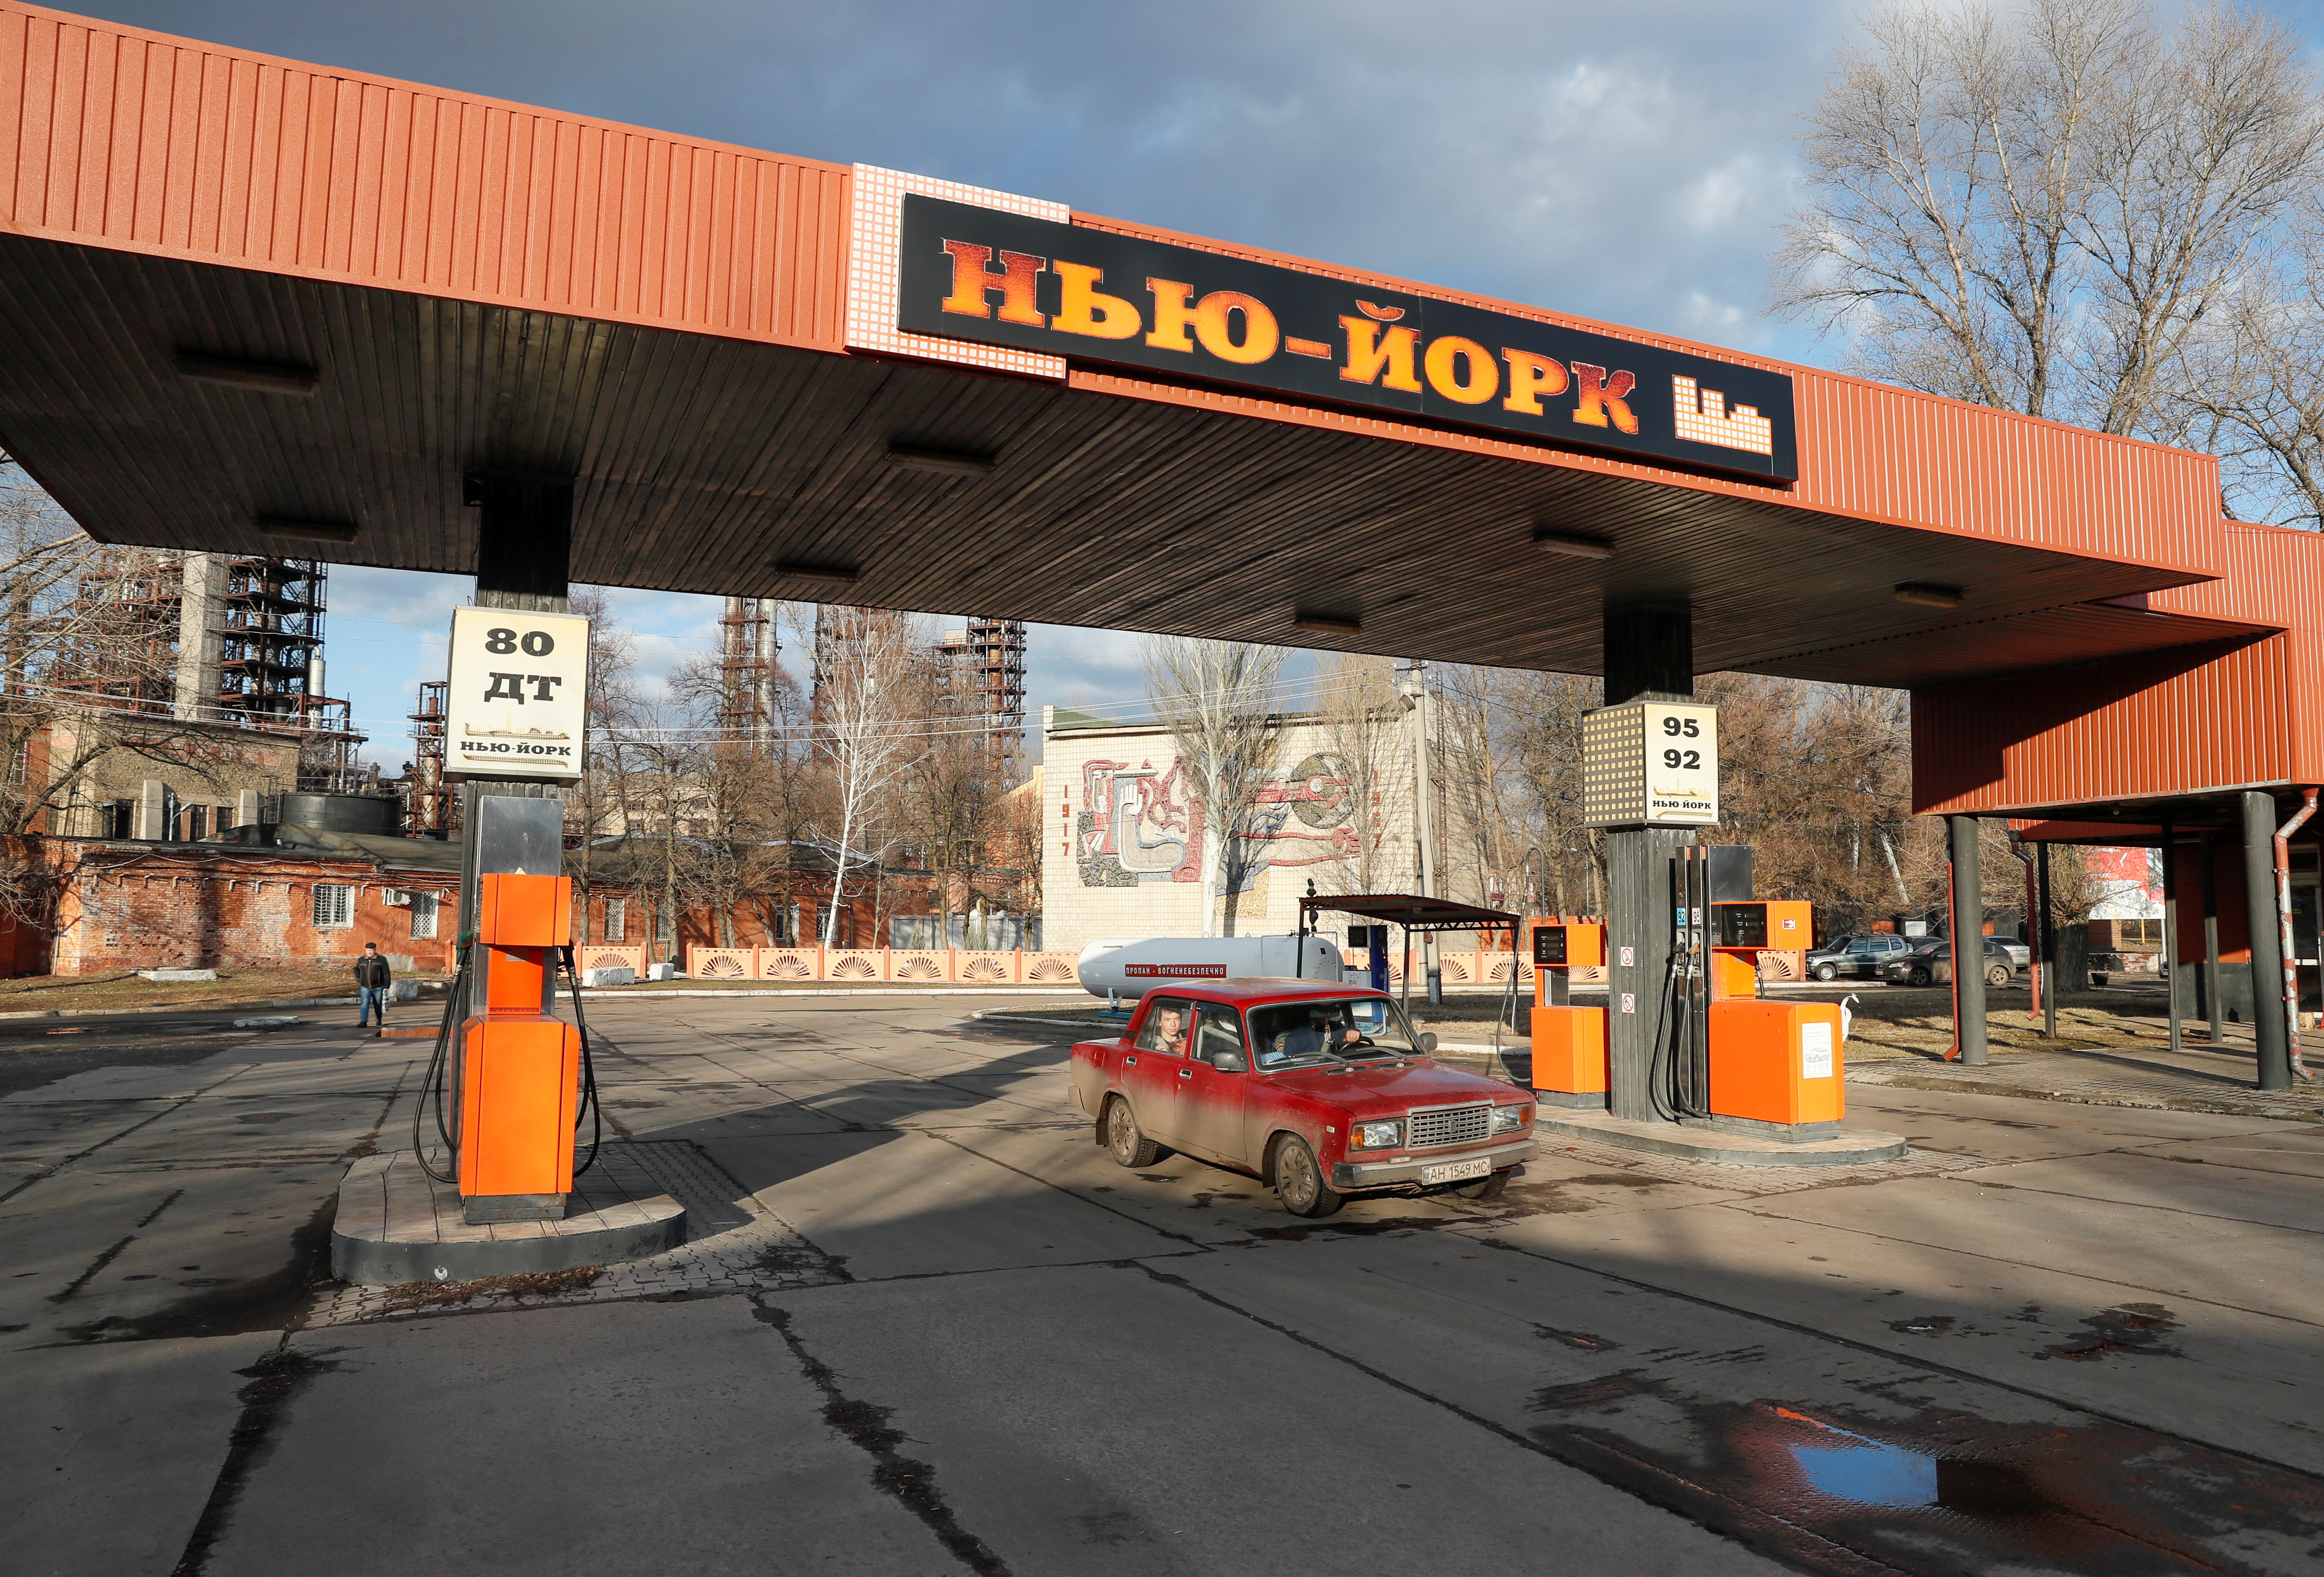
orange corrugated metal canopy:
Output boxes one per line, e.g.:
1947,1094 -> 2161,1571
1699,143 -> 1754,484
0,0 -> 2292,705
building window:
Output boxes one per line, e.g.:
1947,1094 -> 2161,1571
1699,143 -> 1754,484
184,805 -> 207,842
410,891 -> 439,939
603,897 -> 626,943
311,884 -> 354,929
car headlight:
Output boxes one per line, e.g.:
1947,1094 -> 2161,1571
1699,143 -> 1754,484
1491,1104 -> 1530,1133
1352,1119 -> 1403,1150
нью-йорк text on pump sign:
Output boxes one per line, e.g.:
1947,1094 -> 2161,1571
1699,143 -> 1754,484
444,608 -> 590,781
894,194 -> 1797,482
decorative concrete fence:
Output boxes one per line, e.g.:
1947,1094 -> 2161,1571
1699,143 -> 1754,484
1757,950 -> 1809,982
578,945 -> 648,976
638,947 -> 1089,986
755,947 -> 819,980
887,948 -> 952,982
686,946 -> 755,979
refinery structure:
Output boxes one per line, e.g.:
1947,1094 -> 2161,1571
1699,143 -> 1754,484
52,546 -> 365,793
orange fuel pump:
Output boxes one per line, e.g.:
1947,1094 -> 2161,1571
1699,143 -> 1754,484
454,872 -> 586,1218
1529,919 -> 1609,1108
1701,898 -> 1844,1138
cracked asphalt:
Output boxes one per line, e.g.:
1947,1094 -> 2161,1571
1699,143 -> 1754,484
4,993 -> 2324,1576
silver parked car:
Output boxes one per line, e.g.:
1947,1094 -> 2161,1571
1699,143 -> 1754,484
1881,938 -> 2020,988
1804,934 -> 1914,981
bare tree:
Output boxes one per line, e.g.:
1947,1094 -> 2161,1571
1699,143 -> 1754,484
1775,0 -> 2324,449
2161,199 -> 2324,526
811,608 -> 918,946
1314,653 -> 1408,897
1140,636 -> 1290,937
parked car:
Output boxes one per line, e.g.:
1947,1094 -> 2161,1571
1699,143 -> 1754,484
1880,938 -> 2019,987
1069,980 -> 1536,1218
1804,934 -> 1915,981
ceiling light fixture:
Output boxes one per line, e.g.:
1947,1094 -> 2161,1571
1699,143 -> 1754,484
176,354 -> 319,396
887,443 -> 996,476
1532,529 -> 1613,559
773,559 -> 862,587
1293,610 -> 1363,636
1894,581 -> 1964,610
256,517 -> 358,543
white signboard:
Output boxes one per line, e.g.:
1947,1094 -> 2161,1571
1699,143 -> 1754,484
1581,699 -> 1720,827
444,607 -> 591,780
1800,1021 -> 1835,1080
1641,702 -> 1719,825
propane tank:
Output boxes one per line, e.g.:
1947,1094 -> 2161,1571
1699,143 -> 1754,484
1076,935 -> 1347,999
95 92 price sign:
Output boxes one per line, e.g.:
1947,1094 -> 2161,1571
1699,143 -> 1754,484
443,607 -> 591,781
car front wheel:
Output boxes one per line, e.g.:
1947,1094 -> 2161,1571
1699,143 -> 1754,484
1453,1169 -> 1510,1201
1273,1135 -> 1345,1218
1813,963 -> 1838,981
1105,1095 -> 1161,1168
1987,965 -> 2010,986
1909,966 -> 1932,986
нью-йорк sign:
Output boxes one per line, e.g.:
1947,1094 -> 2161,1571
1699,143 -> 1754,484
444,607 -> 591,781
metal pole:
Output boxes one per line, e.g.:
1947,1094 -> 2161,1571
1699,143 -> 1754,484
2272,788 -> 2317,1082
2011,832 -> 2039,1027
2241,791 -> 2292,1091
2038,841 -> 2056,1040
2200,829 -> 2221,1045
1406,665 -> 1442,1006
2161,823 -> 2179,1057
1949,814 -> 1987,1065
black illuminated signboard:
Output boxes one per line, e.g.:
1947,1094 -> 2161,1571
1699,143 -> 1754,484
895,194 -> 1798,482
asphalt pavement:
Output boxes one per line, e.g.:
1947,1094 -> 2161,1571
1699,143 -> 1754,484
3,992 -> 2322,1576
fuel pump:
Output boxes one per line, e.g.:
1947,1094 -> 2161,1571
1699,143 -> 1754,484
1529,917 -> 1609,1107
1695,858 -> 1845,1139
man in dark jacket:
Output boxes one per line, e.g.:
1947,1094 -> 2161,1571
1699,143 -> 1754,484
354,943 -> 393,1030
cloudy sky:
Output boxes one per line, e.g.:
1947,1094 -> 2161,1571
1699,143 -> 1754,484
57,0 -> 2324,766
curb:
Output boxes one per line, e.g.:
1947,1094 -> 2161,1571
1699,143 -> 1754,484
581,986 -> 1089,1000
0,993 -> 361,1024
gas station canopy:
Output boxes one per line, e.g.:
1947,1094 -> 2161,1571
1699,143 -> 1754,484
0,2 -> 2319,819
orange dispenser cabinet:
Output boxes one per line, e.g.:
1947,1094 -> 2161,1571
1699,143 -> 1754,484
1706,998 -> 1845,1138
1709,900 -> 1815,1000
1530,921 -> 1608,1108
457,873 -> 582,1214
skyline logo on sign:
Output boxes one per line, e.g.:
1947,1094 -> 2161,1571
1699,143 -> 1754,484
894,194 -> 1798,481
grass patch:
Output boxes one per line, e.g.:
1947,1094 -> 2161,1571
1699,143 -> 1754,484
0,965 -> 435,1016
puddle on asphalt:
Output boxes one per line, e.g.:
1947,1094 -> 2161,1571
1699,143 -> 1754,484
1523,1389 -> 2323,1575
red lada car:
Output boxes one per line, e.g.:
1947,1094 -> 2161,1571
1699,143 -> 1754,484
1069,980 -> 1535,1217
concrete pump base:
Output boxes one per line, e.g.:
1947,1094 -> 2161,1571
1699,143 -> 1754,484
332,1148 -> 685,1284
1533,1108 -> 1909,1167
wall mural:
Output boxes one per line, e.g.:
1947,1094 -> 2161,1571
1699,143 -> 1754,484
1076,753 -> 1361,890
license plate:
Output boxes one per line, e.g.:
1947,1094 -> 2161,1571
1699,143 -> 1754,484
1421,1156 -> 1492,1184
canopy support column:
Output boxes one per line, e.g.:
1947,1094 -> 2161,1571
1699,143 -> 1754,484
1602,602 -> 1692,1123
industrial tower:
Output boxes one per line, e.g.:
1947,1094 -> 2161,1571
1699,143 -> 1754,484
52,547 -> 366,791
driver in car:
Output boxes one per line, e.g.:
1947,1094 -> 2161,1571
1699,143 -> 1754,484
1271,1006 -> 1366,1061
1150,1005 -> 1190,1057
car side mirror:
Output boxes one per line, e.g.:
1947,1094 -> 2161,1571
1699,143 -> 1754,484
1418,1031 -> 1438,1053
1208,1048 -> 1246,1073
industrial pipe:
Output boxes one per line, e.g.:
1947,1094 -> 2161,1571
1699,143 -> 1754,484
2274,788 -> 2318,1082
2009,832 -> 2040,1028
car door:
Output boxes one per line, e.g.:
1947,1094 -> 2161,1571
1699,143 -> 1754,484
1843,938 -> 1880,977
1120,996 -> 1194,1145
1176,1002 -> 1252,1165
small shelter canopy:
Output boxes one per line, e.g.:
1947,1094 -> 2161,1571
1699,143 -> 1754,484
1298,894 -> 1520,935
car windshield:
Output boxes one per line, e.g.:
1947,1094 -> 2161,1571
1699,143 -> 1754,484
1247,997 -> 1422,1070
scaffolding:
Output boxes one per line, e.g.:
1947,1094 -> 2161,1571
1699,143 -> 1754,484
49,547 -> 367,791
718,597 -> 781,746
932,616 -> 1028,786
407,678 -> 455,837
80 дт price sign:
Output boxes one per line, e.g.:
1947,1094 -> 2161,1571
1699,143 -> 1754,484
444,607 -> 591,781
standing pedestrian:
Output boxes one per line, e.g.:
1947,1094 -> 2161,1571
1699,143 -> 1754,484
354,942 -> 393,1031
